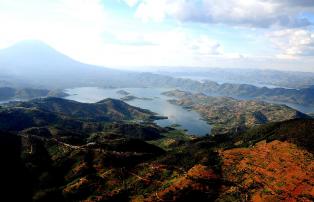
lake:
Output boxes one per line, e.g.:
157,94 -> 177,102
64,87 -> 211,136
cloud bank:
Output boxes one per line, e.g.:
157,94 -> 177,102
132,0 -> 314,28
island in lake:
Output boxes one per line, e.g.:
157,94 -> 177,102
121,95 -> 154,101
116,89 -> 130,95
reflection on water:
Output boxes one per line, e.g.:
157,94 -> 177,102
65,87 -> 211,136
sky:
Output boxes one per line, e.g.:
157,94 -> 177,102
0,0 -> 314,72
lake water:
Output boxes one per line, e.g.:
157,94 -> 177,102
64,87 -> 211,136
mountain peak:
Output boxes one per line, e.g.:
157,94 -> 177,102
2,40 -> 60,56
0,39 -> 116,88
0,39 -> 83,76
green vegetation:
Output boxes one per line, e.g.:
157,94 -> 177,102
148,129 -> 193,150
0,96 -> 312,201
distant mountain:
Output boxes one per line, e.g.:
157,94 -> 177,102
160,68 -> 314,89
0,87 -> 68,101
0,40 -> 136,88
132,73 -> 314,107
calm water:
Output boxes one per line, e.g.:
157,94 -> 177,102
65,87 -> 211,136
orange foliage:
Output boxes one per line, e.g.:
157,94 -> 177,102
220,140 -> 314,202
148,164 -> 218,201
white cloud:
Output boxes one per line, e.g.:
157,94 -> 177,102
188,35 -> 223,55
122,0 -> 139,7
94,29 -> 232,69
134,0 -> 313,28
111,30 -> 223,56
268,29 -> 314,58
135,0 -> 169,22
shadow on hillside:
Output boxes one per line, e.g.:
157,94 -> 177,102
0,132 -> 32,202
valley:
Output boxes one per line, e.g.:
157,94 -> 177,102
0,97 -> 312,201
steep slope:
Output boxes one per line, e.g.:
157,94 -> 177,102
219,140 -> 314,202
0,131 -> 165,202
218,119 -> 314,201
232,119 -> 314,153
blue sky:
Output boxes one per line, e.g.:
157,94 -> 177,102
0,0 -> 314,72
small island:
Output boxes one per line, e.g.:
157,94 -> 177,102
116,90 -> 130,95
121,95 -> 154,101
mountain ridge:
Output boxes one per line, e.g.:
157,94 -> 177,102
6,97 -> 156,122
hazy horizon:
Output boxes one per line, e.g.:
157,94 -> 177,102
0,0 -> 314,72
2,39 -> 314,73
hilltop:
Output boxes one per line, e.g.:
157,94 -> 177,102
0,97 -> 160,137
10,97 -> 156,121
